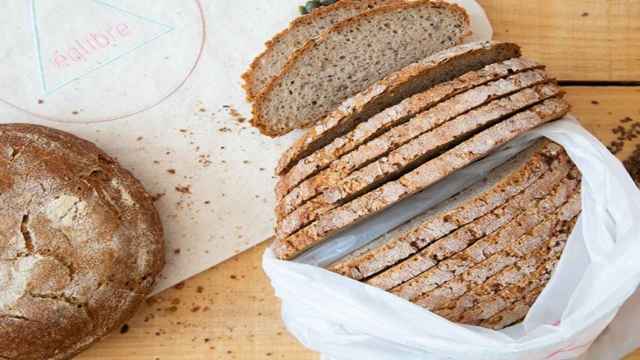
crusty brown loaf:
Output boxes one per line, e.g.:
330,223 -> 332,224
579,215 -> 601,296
272,97 -> 570,260
0,124 -> 165,360
275,57 -> 542,202
252,0 -> 471,137
276,41 -> 521,174
372,164 -> 579,294
275,68 -> 550,221
329,140 -> 569,281
275,75 -> 557,233
242,0 -> 393,100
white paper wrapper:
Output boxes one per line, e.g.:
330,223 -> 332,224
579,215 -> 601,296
0,0 -> 491,293
263,117 -> 640,360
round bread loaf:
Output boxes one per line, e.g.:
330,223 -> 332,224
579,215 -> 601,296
0,124 -> 165,360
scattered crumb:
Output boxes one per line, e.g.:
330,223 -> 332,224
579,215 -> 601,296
196,286 -> 205,293
229,275 -> 237,280
37,99 -> 44,104
120,324 -> 129,334
72,111 -> 79,115
581,11 -> 589,17
175,185 -> 192,194
591,100 -> 599,105
137,136 -> 143,141
218,127 -> 232,133
167,169 -> 176,175
174,282 -> 185,290
174,248 -> 181,255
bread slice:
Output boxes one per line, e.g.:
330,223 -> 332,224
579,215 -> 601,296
372,166 -> 580,294
276,69 -> 550,220
414,214 -> 577,312
276,41 -> 521,172
275,57 -> 543,200
276,75 -> 556,231
252,0 -> 471,137
329,140 -> 569,280
242,0 -> 392,100
272,97 -> 570,259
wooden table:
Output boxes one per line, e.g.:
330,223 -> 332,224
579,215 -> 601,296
79,1 -> 640,358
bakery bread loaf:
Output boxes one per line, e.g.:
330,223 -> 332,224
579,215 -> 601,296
251,0 -> 471,136
242,0 -> 392,100
275,70 -> 555,223
0,124 -> 164,360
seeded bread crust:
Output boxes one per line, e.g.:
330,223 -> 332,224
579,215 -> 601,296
391,171 -> 580,300
242,0 -> 393,100
415,213 -> 577,313
373,166 -> 579,294
276,77 -> 558,235
443,203 -> 578,325
329,140 -> 569,280
276,41 -> 520,173
276,69 -> 551,223
252,0 -> 472,137
0,124 -> 165,360
275,57 -> 543,201
272,97 -> 570,260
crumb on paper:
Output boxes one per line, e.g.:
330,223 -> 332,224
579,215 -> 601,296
175,185 -> 192,194
167,169 -> 176,175
218,127 -> 232,133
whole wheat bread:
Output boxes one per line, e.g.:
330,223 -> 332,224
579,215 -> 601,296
252,1 -> 471,136
272,97 -> 570,259
276,69 -> 551,222
275,57 -> 542,200
242,0 -> 392,100
329,140 -> 570,280
388,176 -> 580,300
371,166 -> 579,293
276,41 -> 520,172
276,79 -> 559,236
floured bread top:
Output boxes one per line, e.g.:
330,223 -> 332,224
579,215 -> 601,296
0,124 -> 164,360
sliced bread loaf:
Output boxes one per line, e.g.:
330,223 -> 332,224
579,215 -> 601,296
276,68 -> 550,220
275,57 -> 543,200
272,97 -> 570,259
253,0 -> 471,136
276,76 -> 557,232
371,166 -> 579,294
242,0 -> 392,100
388,177 -> 580,300
276,41 -> 520,171
329,140 -> 570,280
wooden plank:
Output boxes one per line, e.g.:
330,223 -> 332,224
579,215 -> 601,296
478,0 -> 640,81
77,86 -> 640,359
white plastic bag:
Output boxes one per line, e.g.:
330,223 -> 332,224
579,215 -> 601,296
263,117 -> 640,360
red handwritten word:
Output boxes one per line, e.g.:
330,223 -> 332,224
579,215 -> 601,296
51,23 -> 131,68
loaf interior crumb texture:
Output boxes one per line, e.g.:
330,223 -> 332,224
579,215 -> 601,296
243,0 -> 392,99
254,1 -> 470,136
275,41 -> 522,174
0,124 -> 165,360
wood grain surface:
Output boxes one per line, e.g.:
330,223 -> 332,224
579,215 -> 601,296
78,1 -> 640,359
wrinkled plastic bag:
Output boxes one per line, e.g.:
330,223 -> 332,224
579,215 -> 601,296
263,117 -> 640,360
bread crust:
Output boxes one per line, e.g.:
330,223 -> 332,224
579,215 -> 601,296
276,41 -> 520,173
242,0 -> 394,100
272,97 -> 570,260
275,57 -> 542,202
252,0 -> 472,137
329,140 -> 568,280
0,124 -> 165,360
